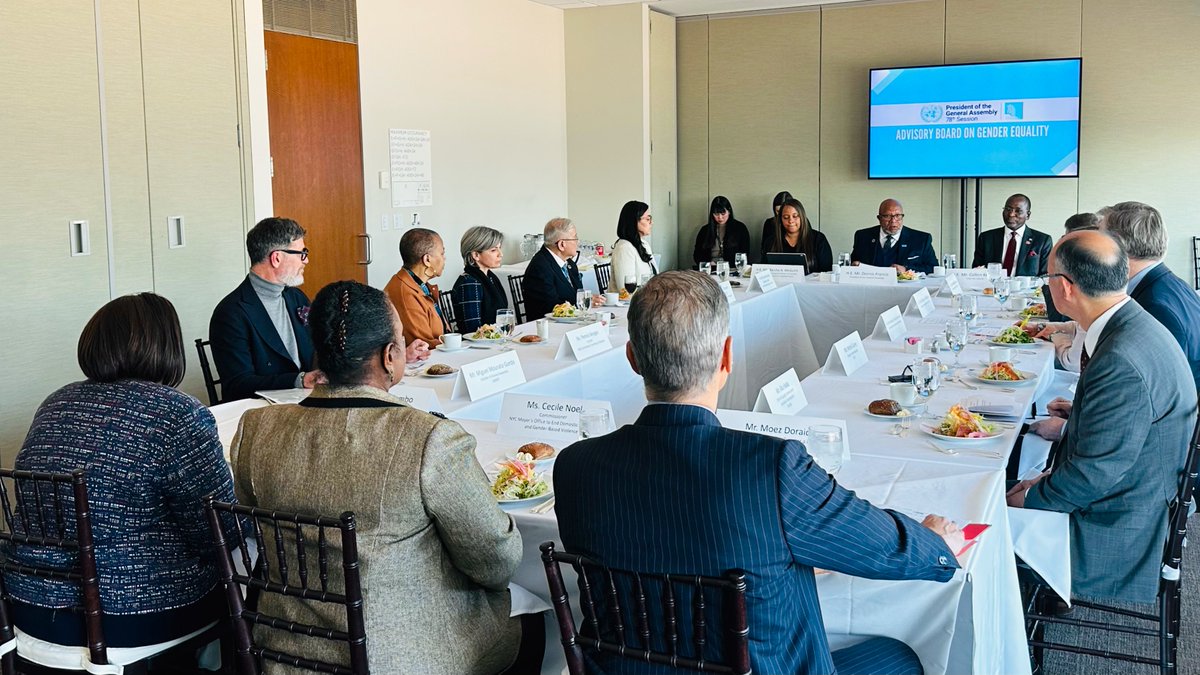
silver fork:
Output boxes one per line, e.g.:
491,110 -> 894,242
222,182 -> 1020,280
530,497 -> 556,514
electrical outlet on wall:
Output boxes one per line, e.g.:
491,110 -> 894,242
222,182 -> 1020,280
381,214 -> 390,231
394,213 -> 406,231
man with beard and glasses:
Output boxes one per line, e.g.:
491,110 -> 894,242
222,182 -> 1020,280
209,217 -> 324,402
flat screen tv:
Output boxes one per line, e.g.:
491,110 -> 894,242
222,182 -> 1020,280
868,58 -> 1081,179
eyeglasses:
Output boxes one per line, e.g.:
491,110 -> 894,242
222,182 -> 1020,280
1047,273 -> 1073,284
877,214 -> 905,221
276,248 -> 309,261
1002,207 -> 1028,214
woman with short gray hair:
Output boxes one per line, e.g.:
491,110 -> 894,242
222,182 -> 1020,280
452,226 -> 510,332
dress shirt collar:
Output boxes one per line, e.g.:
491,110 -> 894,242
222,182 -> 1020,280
1127,260 -> 1162,294
1083,296 -> 1132,357
547,247 -> 571,268
1004,225 -> 1027,246
878,226 -> 903,246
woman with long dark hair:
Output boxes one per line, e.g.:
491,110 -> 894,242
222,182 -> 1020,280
760,190 -> 793,257
768,198 -> 833,273
693,195 -> 750,266
610,200 -> 658,291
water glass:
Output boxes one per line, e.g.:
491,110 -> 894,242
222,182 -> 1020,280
958,293 -> 978,323
699,261 -> 712,276
838,252 -> 852,267
945,319 -> 968,368
716,261 -> 730,282
942,253 -> 958,269
807,425 -> 844,475
495,309 -> 516,349
576,289 -> 593,314
912,357 -> 941,400
734,253 -> 749,272
994,278 -> 1011,307
986,262 -> 1004,282
579,409 -> 611,439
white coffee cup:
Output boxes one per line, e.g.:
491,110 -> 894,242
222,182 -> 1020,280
604,292 -> 620,306
442,333 -> 462,350
933,266 -> 946,277
989,345 -> 1013,363
889,382 -> 918,406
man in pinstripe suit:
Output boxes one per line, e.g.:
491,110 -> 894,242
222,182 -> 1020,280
554,271 -> 964,675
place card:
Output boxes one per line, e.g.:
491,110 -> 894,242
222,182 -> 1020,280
870,305 -> 907,342
450,350 -> 526,401
554,322 -> 613,361
746,268 -> 777,293
941,274 -> 963,296
719,280 -> 737,304
497,393 -> 614,442
946,268 -> 990,289
752,263 -> 806,286
752,368 -> 808,415
715,410 -> 851,465
822,331 -> 869,376
387,383 -> 444,414
905,287 -> 936,317
838,265 -> 898,285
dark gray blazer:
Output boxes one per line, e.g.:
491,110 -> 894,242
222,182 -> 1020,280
1026,301 -> 1198,603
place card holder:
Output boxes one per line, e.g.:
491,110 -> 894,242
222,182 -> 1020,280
822,331 -> 869,376
869,305 -> 907,342
905,287 -> 935,317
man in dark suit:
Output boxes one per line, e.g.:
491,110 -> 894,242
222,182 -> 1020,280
1010,230 -> 1197,603
850,198 -> 939,273
554,270 -> 963,675
209,217 -> 322,402
1101,201 -> 1200,391
971,193 -> 1053,276
521,217 -> 583,321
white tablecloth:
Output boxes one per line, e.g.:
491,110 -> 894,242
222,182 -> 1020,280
208,281 -> 1069,675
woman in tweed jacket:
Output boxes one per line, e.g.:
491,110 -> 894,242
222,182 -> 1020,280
231,280 -> 535,674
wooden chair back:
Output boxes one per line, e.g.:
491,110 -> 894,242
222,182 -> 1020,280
205,496 -> 369,675
540,541 -> 750,675
195,338 -> 223,406
507,275 -> 526,324
594,263 -> 612,294
437,288 -> 458,334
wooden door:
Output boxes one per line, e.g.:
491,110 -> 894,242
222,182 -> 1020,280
265,31 -> 366,296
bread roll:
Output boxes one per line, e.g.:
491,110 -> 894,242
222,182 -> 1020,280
869,399 -> 902,416
518,442 -> 556,460
519,334 -> 543,343
426,364 -> 455,375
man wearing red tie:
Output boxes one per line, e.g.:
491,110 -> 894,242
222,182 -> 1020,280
971,193 -> 1053,276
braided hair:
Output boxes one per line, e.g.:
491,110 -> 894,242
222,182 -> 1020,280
309,280 -> 397,387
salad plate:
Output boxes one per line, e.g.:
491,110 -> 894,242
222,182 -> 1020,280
987,325 -> 1038,347
972,366 -> 1038,387
491,457 -> 551,510
464,326 -> 505,342
497,491 -> 554,511
921,404 -> 1004,445
545,312 -> 585,323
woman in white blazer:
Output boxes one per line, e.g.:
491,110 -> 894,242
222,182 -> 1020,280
609,200 -> 658,292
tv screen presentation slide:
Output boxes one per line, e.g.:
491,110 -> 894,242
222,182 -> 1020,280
868,59 -> 1081,179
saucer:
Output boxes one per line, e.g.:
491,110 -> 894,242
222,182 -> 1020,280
436,343 -> 469,353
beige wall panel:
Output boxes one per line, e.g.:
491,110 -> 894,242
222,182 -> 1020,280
819,0 -> 946,258
0,3 -> 110,458
946,0 -> 1081,255
140,1 -> 248,401
707,10 -> 821,257
649,10 -> 679,272
357,0 -> 568,287
565,4 -> 648,245
676,19 -> 709,265
99,0 -> 155,296
1078,0 -> 1200,280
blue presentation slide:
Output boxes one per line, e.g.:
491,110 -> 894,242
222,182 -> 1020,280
869,59 -> 1081,178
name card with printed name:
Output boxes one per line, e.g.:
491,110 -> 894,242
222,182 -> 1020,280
715,409 -> 851,464
823,331 -> 869,376
905,287 -> 936,317
746,269 -> 777,293
554,322 -> 613,361
387,383 -> 444,414
947,268 -> 991,288
719,281 -> 737,304
941,274 -> 963,296
838,265 -> 898,285
497,393 -> 615,442
753,369 -> 808,415
752,264 -> 806,286
870,305 -> 908,342
451,350 -> 527,401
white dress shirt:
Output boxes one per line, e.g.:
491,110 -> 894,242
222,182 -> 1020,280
1083,296 -> 1132,358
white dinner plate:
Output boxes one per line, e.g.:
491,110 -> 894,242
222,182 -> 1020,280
972,369 -> 1039,387
421,366 -> 459,378
463,334 -> 505,343
545,312 -> 584,323
897,277 -> 920,283
987,338 -> 1039,348
497,490 -> 554,511
920,424 -> 1004,445
435,343 -> 469,353
862,402 -> 926,420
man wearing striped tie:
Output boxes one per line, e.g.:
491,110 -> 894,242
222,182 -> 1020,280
554,270 -> 964,675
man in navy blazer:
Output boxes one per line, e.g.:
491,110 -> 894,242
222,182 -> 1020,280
850,199 -> 939,273
521,217 -> 583,321
971,194 -> 1053,276
1101,201 -> 1200,391
209,217 -> 321,402
554,271 -> 963,675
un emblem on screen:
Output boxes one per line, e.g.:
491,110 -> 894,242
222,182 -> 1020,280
920,104 -> 943,123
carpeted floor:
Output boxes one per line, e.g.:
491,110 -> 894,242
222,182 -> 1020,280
1038,514 -> 1197,674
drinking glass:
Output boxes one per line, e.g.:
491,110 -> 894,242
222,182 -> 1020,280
838,252 -> 852,267
994,278 -> 1011,309
945,319 -> 969,368
716,261 -> 730,283
987,262 -> 1004,281
942,253 -> 958,269
806,425 -> 844,475
579,409 -> 611,439
734,253 -> 749,272
912,357 -> 941,400
495,309 -> 515,350
623,274 -> 638,294
639,273 -> 653,288
958,293 -> 977,323
576,289 -> 593,314
699,261 -> 712,276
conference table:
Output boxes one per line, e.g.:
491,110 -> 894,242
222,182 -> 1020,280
211,276 -> 1064,675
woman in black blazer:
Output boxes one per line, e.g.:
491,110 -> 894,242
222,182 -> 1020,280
765,197 -> 832,273
693,196 -> 750,266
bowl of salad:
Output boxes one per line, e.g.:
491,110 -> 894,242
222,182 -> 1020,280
491,456 -> 552,509
988,326 -> 1035,346
465,324 -> 505,342
547,302 -> 583,322
921,404 -> 1002,445
1021,303 -> 1048,319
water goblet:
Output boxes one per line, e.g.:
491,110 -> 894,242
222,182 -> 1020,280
958,294 -> 978,324
945,319 -> 969,370
807,425 -> 844,476
579,409 -> 611,439
495,309 -> 516,350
